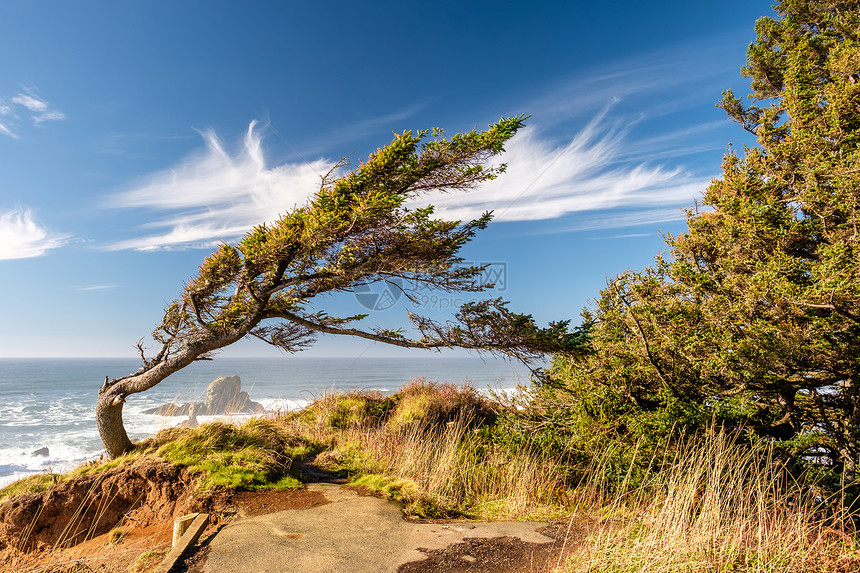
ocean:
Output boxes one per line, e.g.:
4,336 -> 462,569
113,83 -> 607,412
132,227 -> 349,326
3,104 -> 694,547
0,356 -> 531,487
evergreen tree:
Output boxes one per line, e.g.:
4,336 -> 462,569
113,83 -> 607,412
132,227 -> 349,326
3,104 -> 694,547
550,0 -> 860,479
97,118 -> 589,459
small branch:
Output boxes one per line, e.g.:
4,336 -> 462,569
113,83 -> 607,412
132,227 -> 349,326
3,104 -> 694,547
790,299 -> 860,324
264,309 -> 444,349
188,295 -> 206,327
136,339 -> 147,364
618,292 -> 681,398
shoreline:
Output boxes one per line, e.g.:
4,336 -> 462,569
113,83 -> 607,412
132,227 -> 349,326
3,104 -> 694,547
0,356 -> 530,488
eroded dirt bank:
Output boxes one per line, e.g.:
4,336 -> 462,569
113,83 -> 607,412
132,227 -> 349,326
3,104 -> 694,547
0,461 -> 196,552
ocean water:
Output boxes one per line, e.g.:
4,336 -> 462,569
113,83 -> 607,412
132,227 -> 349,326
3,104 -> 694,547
0,356 -> 530,487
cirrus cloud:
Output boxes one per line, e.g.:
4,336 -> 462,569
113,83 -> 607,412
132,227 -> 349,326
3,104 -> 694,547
410,109 -> 711,223
105,121 -> 331,251
0,207 -> 69,260
0,89 -> 66,138
105,114 -> 711,251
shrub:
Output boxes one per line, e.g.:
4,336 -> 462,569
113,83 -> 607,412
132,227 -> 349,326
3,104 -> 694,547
388,378 -> 497,431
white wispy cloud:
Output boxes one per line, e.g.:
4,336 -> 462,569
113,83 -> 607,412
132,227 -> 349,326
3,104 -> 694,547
0,121 -> 16,139
105,36 -> 738,249
410,113 -> 710,223
11,94 -> 48,112
76,284 -> 118,291
0,90 -> 65,137
565,207 -> 688,231
106,121 -> 331,251
33,110 -> 66,124
0,207 -> 69,260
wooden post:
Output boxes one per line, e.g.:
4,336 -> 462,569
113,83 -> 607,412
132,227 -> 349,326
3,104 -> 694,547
172,513 -> 199,547
153,513 -> 210,573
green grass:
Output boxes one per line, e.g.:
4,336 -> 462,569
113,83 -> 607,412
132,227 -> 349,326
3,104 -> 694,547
3,382 -> 858,573
142,417 -> 315,490
0,472 -> 63,504
350,473 -> 419,499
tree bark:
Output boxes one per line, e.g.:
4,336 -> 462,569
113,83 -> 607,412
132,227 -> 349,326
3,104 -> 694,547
843,377 -> 860,484
95,332 -> 249,459
96,385 -> 134,459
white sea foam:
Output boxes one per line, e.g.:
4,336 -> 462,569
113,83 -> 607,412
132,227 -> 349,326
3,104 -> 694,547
0,356 -> 531,488
258,398 -> 309,412
0,442 -> 101,487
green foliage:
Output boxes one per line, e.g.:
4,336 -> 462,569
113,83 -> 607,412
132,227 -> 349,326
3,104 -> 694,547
387,378 -> 497,430
0,472 -> 63,505
540,0 -> 860,485
143,418 -> 313,490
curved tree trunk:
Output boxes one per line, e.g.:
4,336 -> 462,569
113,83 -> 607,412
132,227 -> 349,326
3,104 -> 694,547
96,386 -> 134,459
96,332 -> 249,459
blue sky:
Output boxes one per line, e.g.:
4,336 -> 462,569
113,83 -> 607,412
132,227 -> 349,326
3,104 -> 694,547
0,0 -> 773,358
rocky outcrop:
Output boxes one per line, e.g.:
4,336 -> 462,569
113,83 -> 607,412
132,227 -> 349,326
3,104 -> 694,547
143,375 -> 264,417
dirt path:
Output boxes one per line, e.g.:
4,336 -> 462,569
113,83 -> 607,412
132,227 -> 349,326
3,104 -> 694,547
202,483 -> 564,573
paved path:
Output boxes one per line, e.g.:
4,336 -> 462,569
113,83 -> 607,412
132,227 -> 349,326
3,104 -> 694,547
205,483 -> 555,573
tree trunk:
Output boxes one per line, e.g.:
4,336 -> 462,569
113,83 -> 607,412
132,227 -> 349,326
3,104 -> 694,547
94,333 -> 249,459
843,377 -> 860,484
96,385 -> 134,459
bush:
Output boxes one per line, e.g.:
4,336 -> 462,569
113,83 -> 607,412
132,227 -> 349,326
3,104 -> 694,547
298,392 -> 393,430
140,418 -> 312,490
388,378 -> 497,431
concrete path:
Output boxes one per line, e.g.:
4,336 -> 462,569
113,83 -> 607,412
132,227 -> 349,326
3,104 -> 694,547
205,483 -> 554,573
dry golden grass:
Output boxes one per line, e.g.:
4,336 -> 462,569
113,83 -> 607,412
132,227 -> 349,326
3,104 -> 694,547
556,429 -> 860,573
351,414 -> 568,519
284,383 -> 568,520
6,386 -> 860,573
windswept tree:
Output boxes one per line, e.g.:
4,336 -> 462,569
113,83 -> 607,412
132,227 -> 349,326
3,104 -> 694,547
97,117 -> 589,459
547,0 -> 860,479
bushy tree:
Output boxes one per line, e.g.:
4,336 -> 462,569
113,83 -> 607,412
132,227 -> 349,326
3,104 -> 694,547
547,0 -> 860,479
97,117 -> 589,459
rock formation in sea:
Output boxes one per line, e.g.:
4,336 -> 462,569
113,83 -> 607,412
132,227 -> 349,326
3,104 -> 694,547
142,375 -> 264,417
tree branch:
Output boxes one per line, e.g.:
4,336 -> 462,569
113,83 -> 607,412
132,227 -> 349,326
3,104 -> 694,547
263,309 -> 444,349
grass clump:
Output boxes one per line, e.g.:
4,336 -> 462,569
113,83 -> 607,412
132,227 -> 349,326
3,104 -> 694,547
0,473 -> 64,505
129,549 -> 167,573
388,378 -> 496,430
350,474 -> 420,499
298,391 -> 393,430
558,428 -> 860,573
67,452 -> 145,478
106,528 -> 126,545
142,417 -> 313,490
